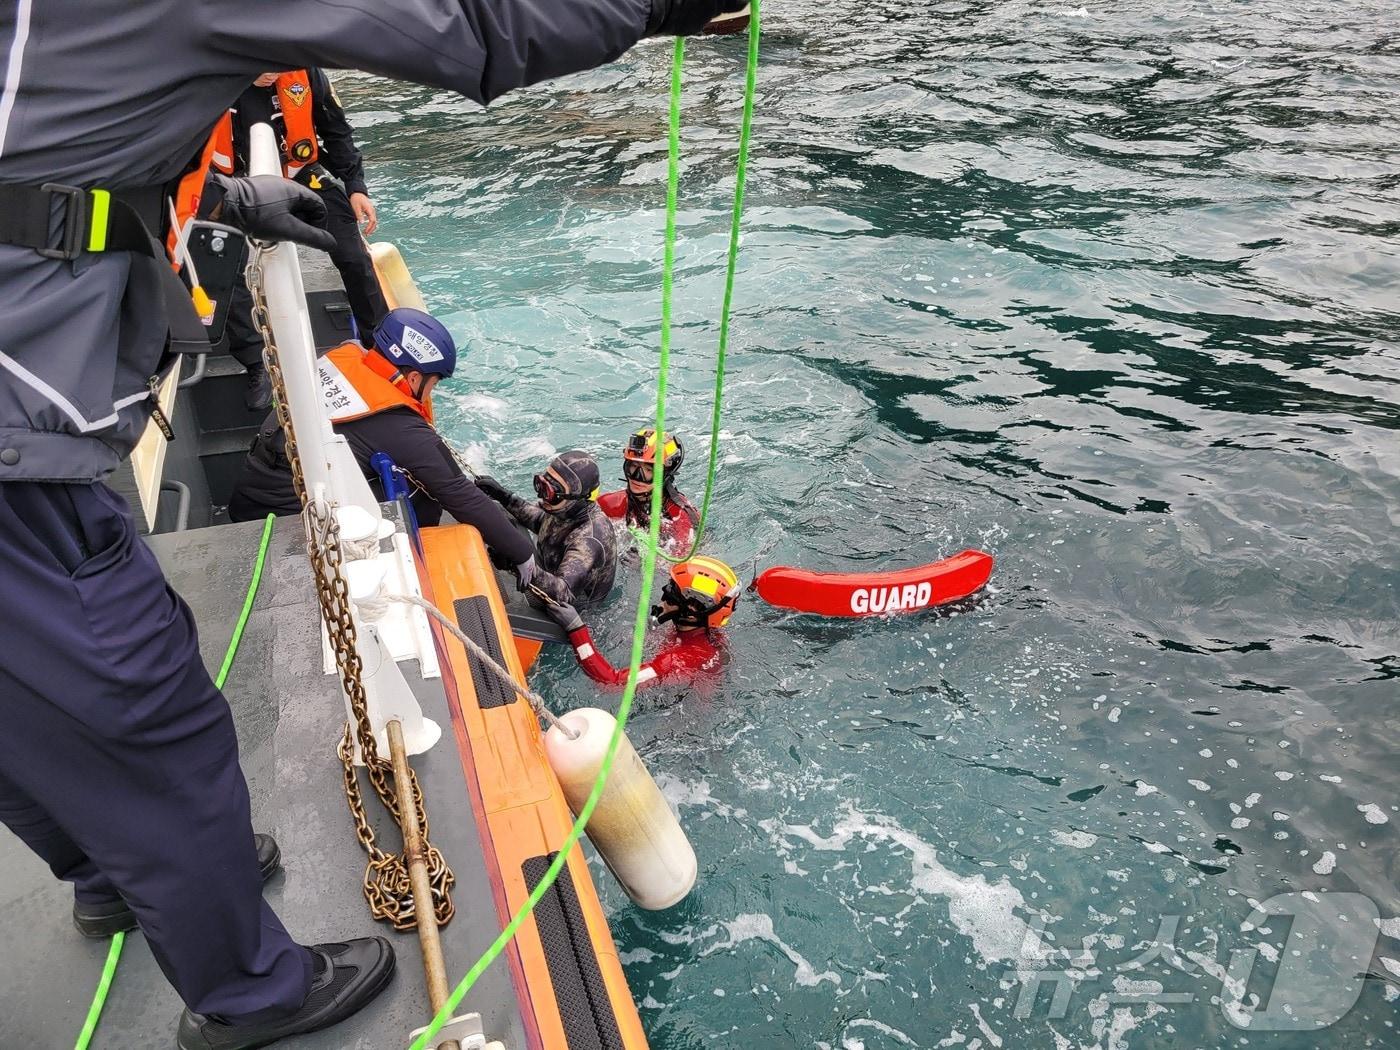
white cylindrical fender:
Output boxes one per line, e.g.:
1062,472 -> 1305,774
368,241 -> 429,312
544,708 -> 697,910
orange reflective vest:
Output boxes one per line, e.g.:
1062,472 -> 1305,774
165,117 -> 235,258
318,342 -> 434,426
272,70 -> 320,178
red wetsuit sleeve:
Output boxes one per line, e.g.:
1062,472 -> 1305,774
567,627 -> 716,688
596,490 -> 627,519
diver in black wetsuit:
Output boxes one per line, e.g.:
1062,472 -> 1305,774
476,451 -> 618,610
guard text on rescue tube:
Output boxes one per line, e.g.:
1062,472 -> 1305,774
850,582 -> 933,615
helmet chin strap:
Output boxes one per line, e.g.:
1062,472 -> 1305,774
651,580 -> 709,629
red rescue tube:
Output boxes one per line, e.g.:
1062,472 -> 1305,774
753,549 -> 994,618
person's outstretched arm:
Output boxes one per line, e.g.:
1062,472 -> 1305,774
196,0 -> 745,107
474,475 -> 546,532
349,409 -> 535,564
569,625 -> 667,688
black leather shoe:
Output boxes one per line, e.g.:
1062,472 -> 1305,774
244,364 -> 272,412
73,834 -> 282,939
176,937 -> 396,1050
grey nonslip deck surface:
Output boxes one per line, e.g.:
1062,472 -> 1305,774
0,516 -> 527,1049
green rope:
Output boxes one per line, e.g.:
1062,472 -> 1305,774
73,932 -> 125,1050
637,0 -> 761,564
73,513 -> 278,1050
410,11 -> 759,1047
216,514 -> 277,689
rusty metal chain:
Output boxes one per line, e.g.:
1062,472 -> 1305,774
246,246 -> 454,930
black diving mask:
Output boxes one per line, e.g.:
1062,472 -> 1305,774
623,459 -> 655,484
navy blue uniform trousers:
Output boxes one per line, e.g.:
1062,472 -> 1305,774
0,481 -> 311,1021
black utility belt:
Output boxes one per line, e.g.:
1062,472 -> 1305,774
0,182 -> 240,353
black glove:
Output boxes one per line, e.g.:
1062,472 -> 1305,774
211,174 -> 336,252
546,601 -> 585,634
474,474 -> 511,504
646,0 -> 748,35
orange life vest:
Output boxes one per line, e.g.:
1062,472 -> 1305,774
273,70 -> 320,178
165,117 -> 235,259
318,342 -> 434,426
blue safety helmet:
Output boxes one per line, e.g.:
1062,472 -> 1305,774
372,308 -> 457,378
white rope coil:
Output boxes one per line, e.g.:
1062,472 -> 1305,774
342,536 -> 382,562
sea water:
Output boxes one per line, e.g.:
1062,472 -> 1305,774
335,0 -> 1400,1044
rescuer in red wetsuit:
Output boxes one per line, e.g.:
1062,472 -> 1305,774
597,427 -> 699,551
554,557 -> 741,688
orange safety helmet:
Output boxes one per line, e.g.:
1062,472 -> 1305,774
623,427 -> 684,482
655,556 -> 741,629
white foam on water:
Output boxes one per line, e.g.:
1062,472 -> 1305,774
455,441 -> 490,473
844,1019 -> 916,1046
1051,830 -> 1098,849
654,773 -> 744,820
1358,803 -> 1389,824
520,435 -> 556,460
969,1003 -> 1003,1048
701,913 -> 841,988
1312,851 -> 1337,875
778,806 -> 1036,965
458,392 -> 509,419
1086,986 -> 1165,1050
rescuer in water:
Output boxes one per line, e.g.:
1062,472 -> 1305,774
597,426 -> 699,551
227,307 -> 544,588
474,450 -> 618,609
553,556 -> 740,688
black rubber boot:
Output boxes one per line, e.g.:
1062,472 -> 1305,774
176,938 -> 396,1050
244,364 -> 273,412
73,834 -> 282,939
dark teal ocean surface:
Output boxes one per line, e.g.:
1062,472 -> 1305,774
334,1 -> 1399,1045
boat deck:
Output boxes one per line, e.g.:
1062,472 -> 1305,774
0,516 -> 527,1048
